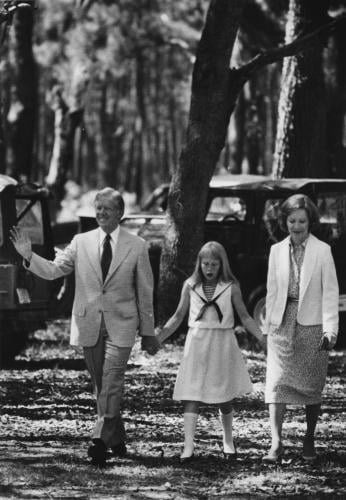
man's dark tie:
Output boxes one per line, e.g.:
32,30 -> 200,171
101,234 -> 112,282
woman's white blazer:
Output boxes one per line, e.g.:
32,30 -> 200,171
264,233 -> 339,345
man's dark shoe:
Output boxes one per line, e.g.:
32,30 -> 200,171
111,442 -> 127,458
88,439 -> 107,466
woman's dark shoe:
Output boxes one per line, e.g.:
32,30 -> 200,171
87,439 -> 107,466
302,438 -> 317,461
111,442 -> 127,458
262,445 -> 283,464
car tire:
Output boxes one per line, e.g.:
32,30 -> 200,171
0,323 -> 28,368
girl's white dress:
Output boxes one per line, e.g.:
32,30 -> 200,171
173,281 -> 253,404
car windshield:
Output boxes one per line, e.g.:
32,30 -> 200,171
262,198 -> 283,243
317,192 -> 346,241
206,196 -> 246,221
16,199 -> 44,245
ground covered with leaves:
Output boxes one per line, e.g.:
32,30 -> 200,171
0,320 -> 345,499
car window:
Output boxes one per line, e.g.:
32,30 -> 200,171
142,189 -> 168,212
317,192 -> 346,241
206,196 -> 246,221
262,198 -> 283,243
16,199 -> 44,245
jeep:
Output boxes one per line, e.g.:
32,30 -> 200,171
0,174 -> 72,366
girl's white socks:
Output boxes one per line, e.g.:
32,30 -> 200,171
220,410 -> 236,453
181,412 -> 198,458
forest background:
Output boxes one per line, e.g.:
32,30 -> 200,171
0,5 -> 346,498
1,0 -> 346,321
1,0 -> 346,205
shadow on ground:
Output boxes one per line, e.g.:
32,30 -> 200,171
0,321 -> 345,499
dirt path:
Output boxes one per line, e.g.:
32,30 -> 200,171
0,320 -> 345,499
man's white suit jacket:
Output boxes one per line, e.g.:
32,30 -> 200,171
27,227 -> 155,347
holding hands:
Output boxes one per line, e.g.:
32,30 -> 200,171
318,334 -> 332,351
9,226 -> 32,261
259,334 -> 267,354
155,326 -> 172,345
141,335 -> 160,355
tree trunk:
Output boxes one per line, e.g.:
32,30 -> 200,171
7,7 -> 37,181
46,88 -> 83,215
0,98 -> 5,171
157,0 -> 245,324
95,81 -> 116,189
46,64 -> 89,216
326,29 -> 346,177
263,65 -> 280,175
272,0 -> 329,178
134,49 -> 151,204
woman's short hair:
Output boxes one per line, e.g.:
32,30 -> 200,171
94,188 -> 125,217
278,194 -> 320,232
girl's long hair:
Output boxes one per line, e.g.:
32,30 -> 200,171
189,241 -> 238,286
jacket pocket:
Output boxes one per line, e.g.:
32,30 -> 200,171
118,308 -> 137,319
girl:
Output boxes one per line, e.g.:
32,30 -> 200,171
157,241 -> 265,462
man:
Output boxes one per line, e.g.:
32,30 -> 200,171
10,187 -> 159,466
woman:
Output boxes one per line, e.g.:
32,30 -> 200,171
263,194 -> 339,463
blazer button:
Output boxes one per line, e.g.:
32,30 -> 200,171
102,290 -> 106,294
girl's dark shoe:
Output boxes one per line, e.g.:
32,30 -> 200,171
179,443 -> 195,464
302,438 -> 317,461
179,453 -> 195,464
262,445 -> 283,464
223,441 -> 237,460
88,439 -> 107,466
111,442 -> 127,458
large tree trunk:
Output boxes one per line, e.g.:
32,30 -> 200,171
7,7 -> 37,181
0,99 -> 5,171
326,28 -> 346,178
272,0 -> 329,178
157,0 -> 245,324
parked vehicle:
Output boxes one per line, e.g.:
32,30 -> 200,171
95,174 -> 346,348
3,172 -> 344,363
0,175 -> 73,366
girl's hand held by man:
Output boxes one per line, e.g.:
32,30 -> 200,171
155,326 -> 171,344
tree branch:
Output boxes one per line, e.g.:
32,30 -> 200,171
239,0 -> 284,50
235,13 -> 346,81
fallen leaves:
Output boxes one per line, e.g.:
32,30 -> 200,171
0,320 -> 345,499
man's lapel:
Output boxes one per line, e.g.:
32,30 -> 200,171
85,229 -> 102,282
